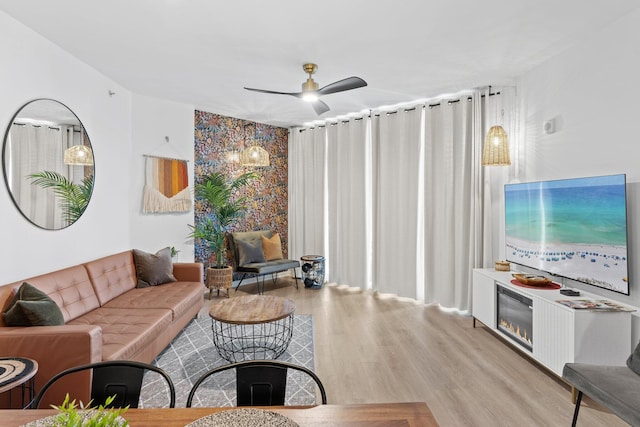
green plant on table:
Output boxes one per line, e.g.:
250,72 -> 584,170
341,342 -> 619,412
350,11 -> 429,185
188,171 -> 257,268
51,394 -> 128,427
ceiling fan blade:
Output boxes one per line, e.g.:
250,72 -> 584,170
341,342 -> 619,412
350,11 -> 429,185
244,87 -> 301,97
317,77 -> 367,96
312,99 -> 330,115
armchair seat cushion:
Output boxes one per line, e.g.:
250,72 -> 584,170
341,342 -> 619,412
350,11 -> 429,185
563,363 -> 640,426
236,259 -> 300,275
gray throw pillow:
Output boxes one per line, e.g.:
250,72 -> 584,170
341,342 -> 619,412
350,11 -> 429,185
236,238 -> 266,266
627,341 -> 640,375
2,282 -> 64,326
133,247 -> 177,288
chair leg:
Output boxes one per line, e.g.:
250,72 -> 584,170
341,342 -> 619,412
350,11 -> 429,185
572,390 -> 583,427
234,273 -> 247,292
292,268 -> 299,289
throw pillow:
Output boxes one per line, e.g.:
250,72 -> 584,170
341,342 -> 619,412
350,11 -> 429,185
133,247 -> 177,288
262,233 -> 284,261
236,238 -> 266,266
627,340 -> 640,375
2,282 -> 64,326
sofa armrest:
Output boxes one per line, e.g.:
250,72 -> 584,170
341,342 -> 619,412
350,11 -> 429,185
0,325 -> 102,408
172,262 -> 204,283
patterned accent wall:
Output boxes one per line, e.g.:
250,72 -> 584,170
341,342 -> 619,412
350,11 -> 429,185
194,111 -> 289,273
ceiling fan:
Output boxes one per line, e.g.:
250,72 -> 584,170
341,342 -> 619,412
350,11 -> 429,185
244,63 -> 367,115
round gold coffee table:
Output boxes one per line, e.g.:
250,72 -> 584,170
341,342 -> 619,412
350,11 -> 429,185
209,295 -> 295,362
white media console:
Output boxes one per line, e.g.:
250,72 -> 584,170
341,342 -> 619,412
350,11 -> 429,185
472,268 -> 633,377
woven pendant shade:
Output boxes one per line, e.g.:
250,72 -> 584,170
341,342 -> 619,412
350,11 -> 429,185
64,145 -> 94,166
482,125 -> 510,166
241,145 -> 270,167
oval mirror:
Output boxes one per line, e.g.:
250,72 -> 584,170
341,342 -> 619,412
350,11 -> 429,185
2,99 -> 95,230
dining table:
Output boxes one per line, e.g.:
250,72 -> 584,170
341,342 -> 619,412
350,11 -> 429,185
0,401 -> 438,426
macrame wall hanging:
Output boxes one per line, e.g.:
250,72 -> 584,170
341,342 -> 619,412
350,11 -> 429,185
142,155 -> 191,213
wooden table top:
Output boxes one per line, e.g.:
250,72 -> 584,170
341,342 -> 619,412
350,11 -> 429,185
0,402 -> 438,426
209,294 -> 296,324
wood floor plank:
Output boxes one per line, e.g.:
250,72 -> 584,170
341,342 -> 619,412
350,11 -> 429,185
202,279 -> 628,426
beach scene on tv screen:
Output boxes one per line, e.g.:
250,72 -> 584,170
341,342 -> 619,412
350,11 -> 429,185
505,175 -> 629,295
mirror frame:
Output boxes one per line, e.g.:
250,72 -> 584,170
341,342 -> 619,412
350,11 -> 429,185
2,98 -> 95,230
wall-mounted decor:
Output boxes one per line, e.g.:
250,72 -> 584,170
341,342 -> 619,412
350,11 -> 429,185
2,98 -> 95,230
142,155 -> 191,213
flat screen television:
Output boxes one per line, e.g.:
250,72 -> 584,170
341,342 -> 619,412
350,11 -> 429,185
505,174 -> 629,295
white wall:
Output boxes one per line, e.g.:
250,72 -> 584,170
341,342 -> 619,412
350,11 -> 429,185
514,9 -> 640,341
0,11 -> 196,284
129,94 -> 195,261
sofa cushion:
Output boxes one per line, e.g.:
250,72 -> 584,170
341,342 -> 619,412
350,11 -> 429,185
236,238 -> 266,266
262,233 -> 284,261
3,265 -> 100,323
67,307 -> 172,361
84,251 -> 138,306
132,247 -> 177,288
2,282 -> 64,326
229,230 -> 273,269
103,281 -> 203,321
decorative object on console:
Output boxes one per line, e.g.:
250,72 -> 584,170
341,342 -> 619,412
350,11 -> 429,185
495,261 -> 510,271
142,155 -> 191,213
132,247 -> 177,288
512,273 -> 551,286
2,282 -> 64,327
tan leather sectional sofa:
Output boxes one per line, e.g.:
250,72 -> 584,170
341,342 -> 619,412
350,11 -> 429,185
0,250 -> 204,408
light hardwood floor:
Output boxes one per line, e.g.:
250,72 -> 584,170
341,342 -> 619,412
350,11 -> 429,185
201,278 -> 627,426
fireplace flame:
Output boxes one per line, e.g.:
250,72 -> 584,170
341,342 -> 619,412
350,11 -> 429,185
499,318 -> 533,346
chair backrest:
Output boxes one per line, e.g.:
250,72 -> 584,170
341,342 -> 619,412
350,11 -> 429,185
186,359 -> 327,407
31,360 -> 175,409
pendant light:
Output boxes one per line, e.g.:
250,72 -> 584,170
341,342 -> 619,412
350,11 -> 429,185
64,144 -> 94,166
482,87 -> 510,166
240,122 -> 270,167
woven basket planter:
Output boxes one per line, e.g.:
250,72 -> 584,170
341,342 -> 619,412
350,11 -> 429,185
206,266 -> 233,299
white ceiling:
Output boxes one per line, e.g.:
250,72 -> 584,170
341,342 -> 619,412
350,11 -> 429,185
1,1 -> 638,128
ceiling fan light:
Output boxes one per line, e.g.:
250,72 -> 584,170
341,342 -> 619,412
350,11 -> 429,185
302,92 -> 318,102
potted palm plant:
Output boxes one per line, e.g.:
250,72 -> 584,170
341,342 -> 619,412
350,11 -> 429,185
189,171 -> 257,293
28,170 -> 94,226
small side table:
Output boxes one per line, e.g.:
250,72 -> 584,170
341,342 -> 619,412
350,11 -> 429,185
301,255 -> 325,288
0,357 -> 38,409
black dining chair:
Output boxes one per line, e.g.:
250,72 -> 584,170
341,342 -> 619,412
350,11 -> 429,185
31,360 -> 175,409
186,359 -> 327,407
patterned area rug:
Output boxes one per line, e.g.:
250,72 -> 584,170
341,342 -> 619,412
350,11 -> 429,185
139,314 -> 315,408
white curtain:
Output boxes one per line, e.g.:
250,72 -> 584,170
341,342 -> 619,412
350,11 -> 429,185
422,96 -> 483,310
371,108 -> 423,298
288,88 -> 516,311
6,123 -> 73,228
288,126 -> 326,262
326,118 -> 370,288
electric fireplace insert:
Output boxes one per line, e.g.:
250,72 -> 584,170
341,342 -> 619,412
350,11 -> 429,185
496,285 -> 533,351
